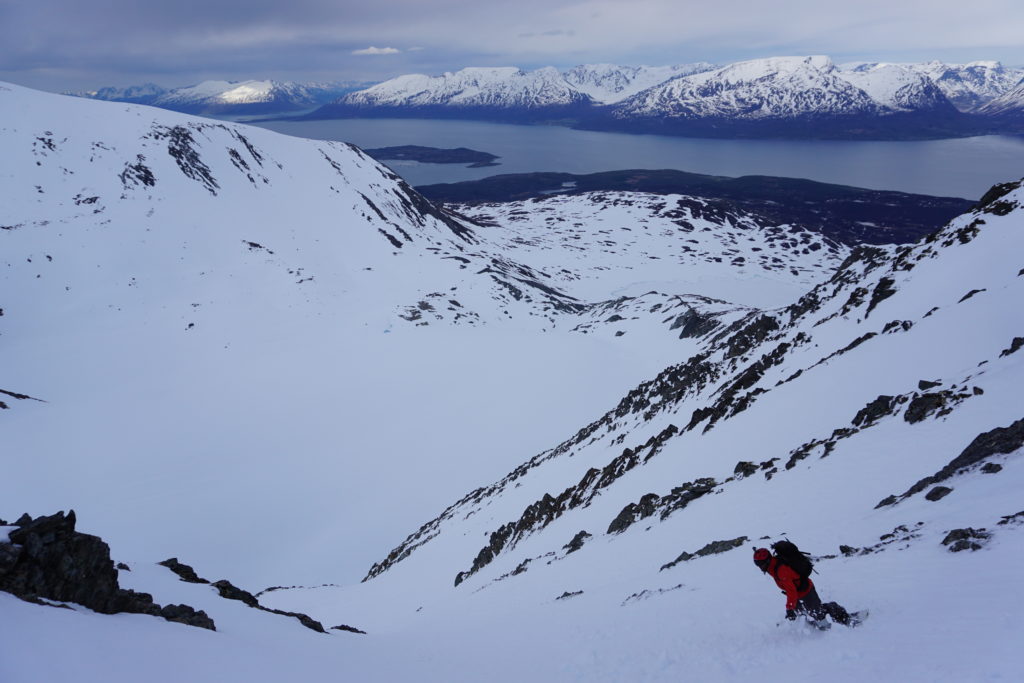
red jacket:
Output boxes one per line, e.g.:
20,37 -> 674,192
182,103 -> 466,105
768,557 -> 814,610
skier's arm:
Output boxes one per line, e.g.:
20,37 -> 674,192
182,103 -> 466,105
776,565 -> 801,610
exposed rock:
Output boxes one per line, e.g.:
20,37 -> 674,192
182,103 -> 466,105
556,590 -> 583,600
874,495 -> 898,509
211,579 -> 260,607
883,417 -> 1024,505
941,527 -> 990,552
158,557 -> 209,584
660,536 -> 747,571
116,562 -> 131,571
457,425 -> 682,584
925,486 -> 953,501
262,606 -> 327,634
852,395 -> 897,427
904,393 -> 949,424
999,337 -> 1024,358
563,531 -> 592,555
332,624 -> 367,634
733,461 -> 759,477
918,379 -> 941,391
0,511 -> 214,630
997,511 -> 1024,526
670,309 -> 721,339
981,463 -> 1003,474
160,603 -> 216,630
958,288 -> 986,303
841,523 -> 925,554
724,314 -> 779,360
621,583 -> 685,606
864,277 -> 897,317
974,180 -> 1020,210
608,494 -> 660,534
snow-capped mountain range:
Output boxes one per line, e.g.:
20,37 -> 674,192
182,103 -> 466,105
311,56 -> 1024,138
978,77 -> 1024,119
71,79 -> 371,116
2,82 -> 1023,682
70,57 -> 1024,136
890,60 -> 1024,112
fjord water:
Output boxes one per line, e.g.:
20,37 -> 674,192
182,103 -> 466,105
253,118 -> 1024,200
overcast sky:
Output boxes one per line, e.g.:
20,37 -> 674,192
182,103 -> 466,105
2,0 -> 1023,91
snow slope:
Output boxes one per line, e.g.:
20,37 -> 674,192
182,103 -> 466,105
978,77 -> 1024,119
837,63 -> 956,113
72,79 -> 365,115
908,60 -> 1024,112
2,81 -> 1022,682
0,81 -> 843,587
342,66 -> 592,110
613,56 -> 881,121
563,63 -> 716,104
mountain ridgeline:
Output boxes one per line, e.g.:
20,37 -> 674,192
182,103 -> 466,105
307,57 -> 1024,139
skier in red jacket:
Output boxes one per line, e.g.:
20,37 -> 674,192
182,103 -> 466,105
753,547 -> 852,626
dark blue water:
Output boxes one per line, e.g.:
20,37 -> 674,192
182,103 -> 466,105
251,118 -> 1024,200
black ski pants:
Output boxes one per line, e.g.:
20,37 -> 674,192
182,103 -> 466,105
797,586 -> 851,625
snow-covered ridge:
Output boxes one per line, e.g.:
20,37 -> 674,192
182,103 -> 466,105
563,63 -> 716,104
72,79 -> 369,115
344,66 -> 592,109
836,63 -> 955,113
318,56 -> 1024,137
978,77 -> 1024,118
614,56 -> 880,120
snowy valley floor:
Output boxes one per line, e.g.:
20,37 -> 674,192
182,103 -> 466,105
2,532 -> 1022,682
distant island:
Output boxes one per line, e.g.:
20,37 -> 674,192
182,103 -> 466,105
362,145 -> 500,168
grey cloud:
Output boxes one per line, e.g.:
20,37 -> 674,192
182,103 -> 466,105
2,0 -> 1022,91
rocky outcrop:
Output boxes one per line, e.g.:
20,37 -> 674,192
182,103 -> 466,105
158,557 -> 209,584
660,536 -> 748,571
941,527 -> 991,552
878,417 -> 1024,507
155,562 -> 330,634
563,531 -> 592,555
0,387 -> 46,410
0,511 -> 214,630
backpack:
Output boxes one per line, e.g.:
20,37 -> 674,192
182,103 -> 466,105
771,540 -> 814,586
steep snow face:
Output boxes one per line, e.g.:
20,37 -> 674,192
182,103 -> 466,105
978,78 -> 1024,118
563,63 -> 716,104
905,60 -> 1024,112
348,177 -> 1024,632
614,56 -> 879,120
837,63 -> 955,113
343,66 -> 592,109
